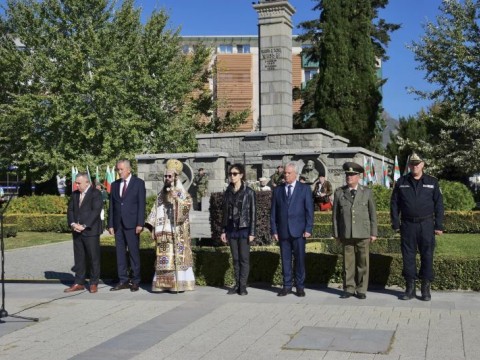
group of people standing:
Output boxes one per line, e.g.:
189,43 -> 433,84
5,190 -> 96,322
65,158 -> 195,294
223,153 -> 443,302
65,153 -> 444,303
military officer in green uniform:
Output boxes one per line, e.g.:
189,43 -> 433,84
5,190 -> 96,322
333,162 -> 378,299
193,168 -> 208,211
270,165 -> 285,188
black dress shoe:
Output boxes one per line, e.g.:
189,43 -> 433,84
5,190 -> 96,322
110,282 -> 130,291
239,286 -> 248,296
130,283 -> 140,292
277,288 -> 292,297
356,292 -> 367,299
340,292 -> 354,299
296,289 -> 306,297
227,285 -> 239,295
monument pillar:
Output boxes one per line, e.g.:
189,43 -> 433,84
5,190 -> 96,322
253,0 -> 296,132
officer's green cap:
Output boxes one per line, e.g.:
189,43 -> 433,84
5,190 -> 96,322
343,162 -> 364,175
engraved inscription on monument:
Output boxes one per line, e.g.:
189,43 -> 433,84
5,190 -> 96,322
261,47 -> 281,71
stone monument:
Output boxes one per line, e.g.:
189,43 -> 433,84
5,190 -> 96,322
136,0 -> 392,203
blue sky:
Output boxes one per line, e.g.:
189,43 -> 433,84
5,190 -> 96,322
1,0 -> 444,120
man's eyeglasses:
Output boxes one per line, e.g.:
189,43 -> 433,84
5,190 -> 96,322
229,172 -> 240,176
164,175 -> 173,178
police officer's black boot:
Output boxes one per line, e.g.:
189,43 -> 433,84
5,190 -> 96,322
420,280 -> 431,301
400,280 -> 416,300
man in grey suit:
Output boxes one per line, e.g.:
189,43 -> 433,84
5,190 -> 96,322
333,162 -> 378,299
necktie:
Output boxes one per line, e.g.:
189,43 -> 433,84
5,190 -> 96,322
121,180 -> 127,198
79,192 -> 85,207
350,189 -> 357,199
287,185 -> 292,203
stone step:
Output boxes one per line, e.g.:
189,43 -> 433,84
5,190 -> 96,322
190,210 -> 212,239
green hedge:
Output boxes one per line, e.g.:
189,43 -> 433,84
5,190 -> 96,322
99,245 -> 480,290
5,214 -> 70,232
371,182 -> 476,211
315,211 -> 480,234
6,195 -> 68,214
312,223 -> 396,239
3,224 -> 18,237
210,191 -> 272,245
314,237 -> 402,254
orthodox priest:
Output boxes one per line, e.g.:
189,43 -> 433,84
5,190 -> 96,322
145,159 -> 195,292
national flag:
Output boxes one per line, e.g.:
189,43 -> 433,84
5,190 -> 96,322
104,166 -> 112,193
370,156 -> 377,184
111,166 -> 117,182
86,166 -> 92,183
95,166 -> 100,186
393,156 -> 401,182
71,166 -> 78,191
403,155 -> 411,175
362,155 -> 368,186
364,156 -> 371,184
382,156 -> 391,188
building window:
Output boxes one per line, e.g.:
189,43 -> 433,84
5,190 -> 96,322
219,44 -> 233,54
304,69 -> 318,82
236,44 -> 250,54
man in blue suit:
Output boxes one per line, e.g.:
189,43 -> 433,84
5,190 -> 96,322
108,159 -> 146,292
270,162 -> 314,297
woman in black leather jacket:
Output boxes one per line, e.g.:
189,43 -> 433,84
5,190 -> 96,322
220,163 -> 256,296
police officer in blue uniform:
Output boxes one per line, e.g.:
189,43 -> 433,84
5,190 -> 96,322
390,152 -> 444,301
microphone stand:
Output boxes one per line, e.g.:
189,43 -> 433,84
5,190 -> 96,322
0,192 -> 39,323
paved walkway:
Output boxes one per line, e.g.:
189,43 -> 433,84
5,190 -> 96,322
1,243 -> 480,360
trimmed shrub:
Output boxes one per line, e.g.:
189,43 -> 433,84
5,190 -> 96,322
312,223 -> 395,239
5,214 -> 70,232
439,180 -> 476,211
6,195 -> 68,214
443,212 -> 480,233
146,194 -> 156,215
210,191 -> 272,245
371,185 -> 392,211
316,237 -> 401,255
3,224 -> 18,237
99,245 -> 480,290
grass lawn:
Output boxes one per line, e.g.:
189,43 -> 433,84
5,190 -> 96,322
4,232 -> 71,250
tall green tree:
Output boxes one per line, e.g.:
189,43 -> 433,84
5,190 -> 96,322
0,0 -> 212,183
386,113 -> 429,173
406,0 -> 480,179
296,0 -> 399,151
410,0 -> 480,115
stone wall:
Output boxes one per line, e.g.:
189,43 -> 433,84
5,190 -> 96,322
136,152 -> 228,198
135,129 -> 393,195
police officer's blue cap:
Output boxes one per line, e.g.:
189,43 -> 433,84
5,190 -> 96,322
343,162 -> 364,175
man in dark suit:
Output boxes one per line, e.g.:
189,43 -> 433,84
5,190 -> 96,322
270,161 -> 314,297
333,162 -> 378,300
108,159 -> 146,292
65,172 -> 103,293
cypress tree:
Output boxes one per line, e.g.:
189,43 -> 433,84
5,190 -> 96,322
298,0 -> 398,151
315,0 -> 382,149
